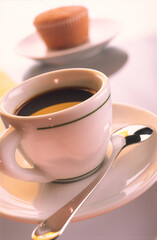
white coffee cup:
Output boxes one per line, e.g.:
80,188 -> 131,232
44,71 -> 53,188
0,68 -> 112,183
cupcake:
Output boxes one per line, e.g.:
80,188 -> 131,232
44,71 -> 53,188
33,6 -> 89,49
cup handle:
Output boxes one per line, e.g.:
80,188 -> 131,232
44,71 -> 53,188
0,127 -> 51,182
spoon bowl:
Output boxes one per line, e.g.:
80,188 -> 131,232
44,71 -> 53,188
32,125 -> 153,240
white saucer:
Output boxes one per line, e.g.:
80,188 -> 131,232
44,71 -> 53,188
0,103 -> 157,224
15,18 -> 121,65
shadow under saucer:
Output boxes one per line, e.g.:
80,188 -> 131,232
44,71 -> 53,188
23,46 -> 128,81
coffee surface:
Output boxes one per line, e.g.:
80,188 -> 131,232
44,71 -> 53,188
15,87 -> 95,116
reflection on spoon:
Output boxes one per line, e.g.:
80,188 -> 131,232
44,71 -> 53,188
32,125 -> 153,240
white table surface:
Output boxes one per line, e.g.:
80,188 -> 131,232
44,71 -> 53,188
0,1 -> 157,239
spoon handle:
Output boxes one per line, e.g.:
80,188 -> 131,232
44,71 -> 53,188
32,135 -> 125,240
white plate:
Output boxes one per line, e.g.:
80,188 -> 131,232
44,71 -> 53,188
0,103 -> 157,224
15,18 -> 121,65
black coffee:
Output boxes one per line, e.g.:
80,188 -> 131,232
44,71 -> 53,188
15,87 -> 95,116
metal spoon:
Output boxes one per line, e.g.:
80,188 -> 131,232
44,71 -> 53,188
32,125 -> 153,240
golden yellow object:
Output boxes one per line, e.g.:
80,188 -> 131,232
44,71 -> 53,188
32,231 -> 60,240
119,130 -> 128,137
0,71 -> 16,96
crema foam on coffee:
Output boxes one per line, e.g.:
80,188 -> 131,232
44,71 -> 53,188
15,87 -> 96,116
